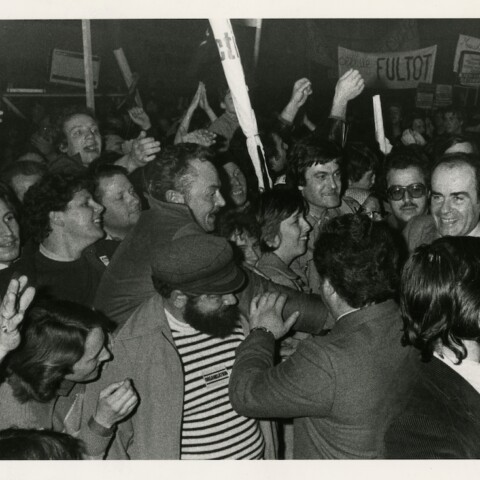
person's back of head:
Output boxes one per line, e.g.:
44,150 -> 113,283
1,160 -> 47,203
0,428 -> 84,460
400,236 -> 480,363
344,142 -> 379,189
314,213 -> 403,308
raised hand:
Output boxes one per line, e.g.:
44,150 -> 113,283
129,131 -> 161,168
0,276 -> 35,359
128,107 -> 152,131
290,78 -> 313,108
334,69 -> 365,104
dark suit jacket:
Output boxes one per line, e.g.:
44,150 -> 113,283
230,300 -> 411,458
385,354 -> 480,459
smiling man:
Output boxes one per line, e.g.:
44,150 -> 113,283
286,137 -> 359,293
404,153 -> 480,252
383,147 -> 429,231
19,173 -> 106,306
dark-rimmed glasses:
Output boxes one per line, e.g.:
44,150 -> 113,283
386,183 -> 427,201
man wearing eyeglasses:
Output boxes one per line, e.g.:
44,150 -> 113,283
384,148 -> 429,232
404,153 -> 480,252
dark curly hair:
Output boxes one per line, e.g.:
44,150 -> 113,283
314,213 -> 401,308
6,299 -> 113,403
400,236 -> 480,363
22,173 -> 92,243
286,135 -> 342,188
142,143 -> 214,201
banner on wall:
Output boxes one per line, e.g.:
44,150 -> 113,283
454,34 -> 480,72
338,45 -> 437,89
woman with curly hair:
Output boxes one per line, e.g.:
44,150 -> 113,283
0,298 -> 138,459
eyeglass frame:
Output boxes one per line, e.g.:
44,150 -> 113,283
386,183 -> 428,201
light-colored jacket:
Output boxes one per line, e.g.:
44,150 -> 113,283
83,294 -> 278,459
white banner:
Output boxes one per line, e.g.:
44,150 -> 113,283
454,34 -> 480,73
338,45 -> 437,89
209,19 -> 271,189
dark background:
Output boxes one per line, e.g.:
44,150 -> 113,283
0,19 -> 479,117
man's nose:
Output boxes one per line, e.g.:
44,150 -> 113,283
216,191 -> 226,208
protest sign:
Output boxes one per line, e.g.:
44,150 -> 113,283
338,45 -> 437,89
415,83 -> 435,109
453,34 -> 480,72
458,51 -> 480,86
434,84 -> 453,108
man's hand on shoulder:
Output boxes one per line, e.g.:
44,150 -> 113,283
249,292 -> 299,340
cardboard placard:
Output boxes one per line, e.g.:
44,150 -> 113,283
49,49 -> 100,89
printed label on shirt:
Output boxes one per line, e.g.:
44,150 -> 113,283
202,365 -> 230,389
99,255 -> 110,266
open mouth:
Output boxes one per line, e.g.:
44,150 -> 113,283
84,144 -> 99,153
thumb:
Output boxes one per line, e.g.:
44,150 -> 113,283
137,130 -> 147,140
100,380 -> 124,398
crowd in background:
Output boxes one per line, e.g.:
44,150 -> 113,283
0,67 -> 479,460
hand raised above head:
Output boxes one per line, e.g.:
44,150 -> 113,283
0,276 -> 35,357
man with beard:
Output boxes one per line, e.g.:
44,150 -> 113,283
383,146 -> 429,231
82,234 -> 277,459
404,152 -> 480,252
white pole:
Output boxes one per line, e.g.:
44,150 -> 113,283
82,20 -> 95,112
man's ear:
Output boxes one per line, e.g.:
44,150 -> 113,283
220,101 -> 226,111
171,290 -> 188,309
165,190 -> 186,205
58,140 -> 68,154
322,278 -> 335,298
297,185 -> 304,192
49,211 -> 64,228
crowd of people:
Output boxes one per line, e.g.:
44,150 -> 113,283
0,66 -> 479,460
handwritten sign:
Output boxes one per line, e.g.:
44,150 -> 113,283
454,34 -> 480,72
338,45 -> 437,89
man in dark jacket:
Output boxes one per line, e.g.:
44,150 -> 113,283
94,143 -> 328,335
229,214 -> 411,458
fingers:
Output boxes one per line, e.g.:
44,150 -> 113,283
100,380 -> 125,397
18,286 -> 35,315
284,311 -> 300,332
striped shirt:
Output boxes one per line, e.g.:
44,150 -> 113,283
166,310 -> 265,459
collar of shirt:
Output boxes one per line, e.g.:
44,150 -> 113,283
164,307 -> 196,335
434,351 -> 480,395
39,243 -> 77,262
